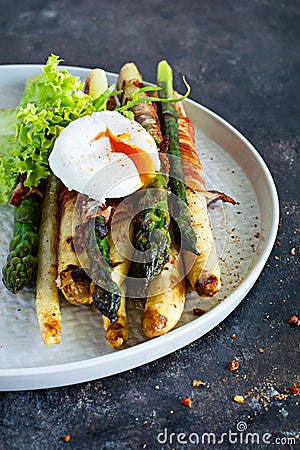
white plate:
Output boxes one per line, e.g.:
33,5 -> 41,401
0,65 -> 279,391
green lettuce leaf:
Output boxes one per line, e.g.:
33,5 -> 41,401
0,54 -> 190,204
0,55 -> 113,203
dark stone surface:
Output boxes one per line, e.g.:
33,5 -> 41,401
0,0 -> 299,449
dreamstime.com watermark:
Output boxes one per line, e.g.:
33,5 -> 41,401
156,422 -> 297,446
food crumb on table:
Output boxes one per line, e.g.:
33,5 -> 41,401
192,379 -> 206,387
289,315 -> 300,326
289,384 -> 300,395
273,394 -> 287,401
229,360 -> 239,371
233,395 -> 244,403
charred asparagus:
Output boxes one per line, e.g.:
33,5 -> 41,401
157,60 -> 198,255
118,63 -> 171,296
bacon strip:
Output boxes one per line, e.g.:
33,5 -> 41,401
10,176 -> 43,206
174,97 -> 225,297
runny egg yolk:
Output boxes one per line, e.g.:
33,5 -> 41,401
49,111 -> 160,202
90,127 -> 156,187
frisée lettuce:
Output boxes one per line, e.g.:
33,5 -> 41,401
0,54 -> 190,204
0,55 -> 115,203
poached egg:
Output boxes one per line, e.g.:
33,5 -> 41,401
49,111 -> 160,202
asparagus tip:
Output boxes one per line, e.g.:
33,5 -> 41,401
157,60 -> 174,98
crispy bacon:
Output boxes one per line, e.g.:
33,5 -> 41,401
206,190 -> 236,206
85,206 -> 112,222
176,115 -> 206,192
175,95 -> 235,206
59,185 -> 77,215
132,101 -> 162,145
10,176 -> 43,206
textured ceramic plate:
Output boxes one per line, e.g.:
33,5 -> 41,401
0,65 -> 279,391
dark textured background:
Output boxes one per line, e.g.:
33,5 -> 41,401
0,1 -> 299,449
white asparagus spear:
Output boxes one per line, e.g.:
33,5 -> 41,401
175,99 -> 221,297
57,187 -> 92,305
36,174 -> 62,345
142,243 -> 186,338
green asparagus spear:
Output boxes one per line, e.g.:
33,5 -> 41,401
81,67 -> 121,322
118,63 -> 171,295
83,214 -> 121,322
157,60 -> 198,254
130,176 -> 171,287
2,194 -> 42,293
1,75 -> 46,293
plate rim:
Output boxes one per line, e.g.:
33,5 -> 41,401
0,63 -> 279,390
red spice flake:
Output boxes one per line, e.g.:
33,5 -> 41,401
63,435 -> 71,443
258,348 -> 265,353
290,384 -> 300,395
289,315 -> 300,326
254,232 -> 260,238
180,397 -> 192,408
229,360 -> 240,371
230,334 -> 237,339
193,308 -> 205,317
221,378 -> 227,383
276,241 -> 281,246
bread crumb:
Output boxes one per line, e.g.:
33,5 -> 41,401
192,380 -> 206,387
229,360 -> 239,371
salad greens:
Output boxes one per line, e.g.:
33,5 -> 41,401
0,55 -> 113,203
0,54 -> 190,204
